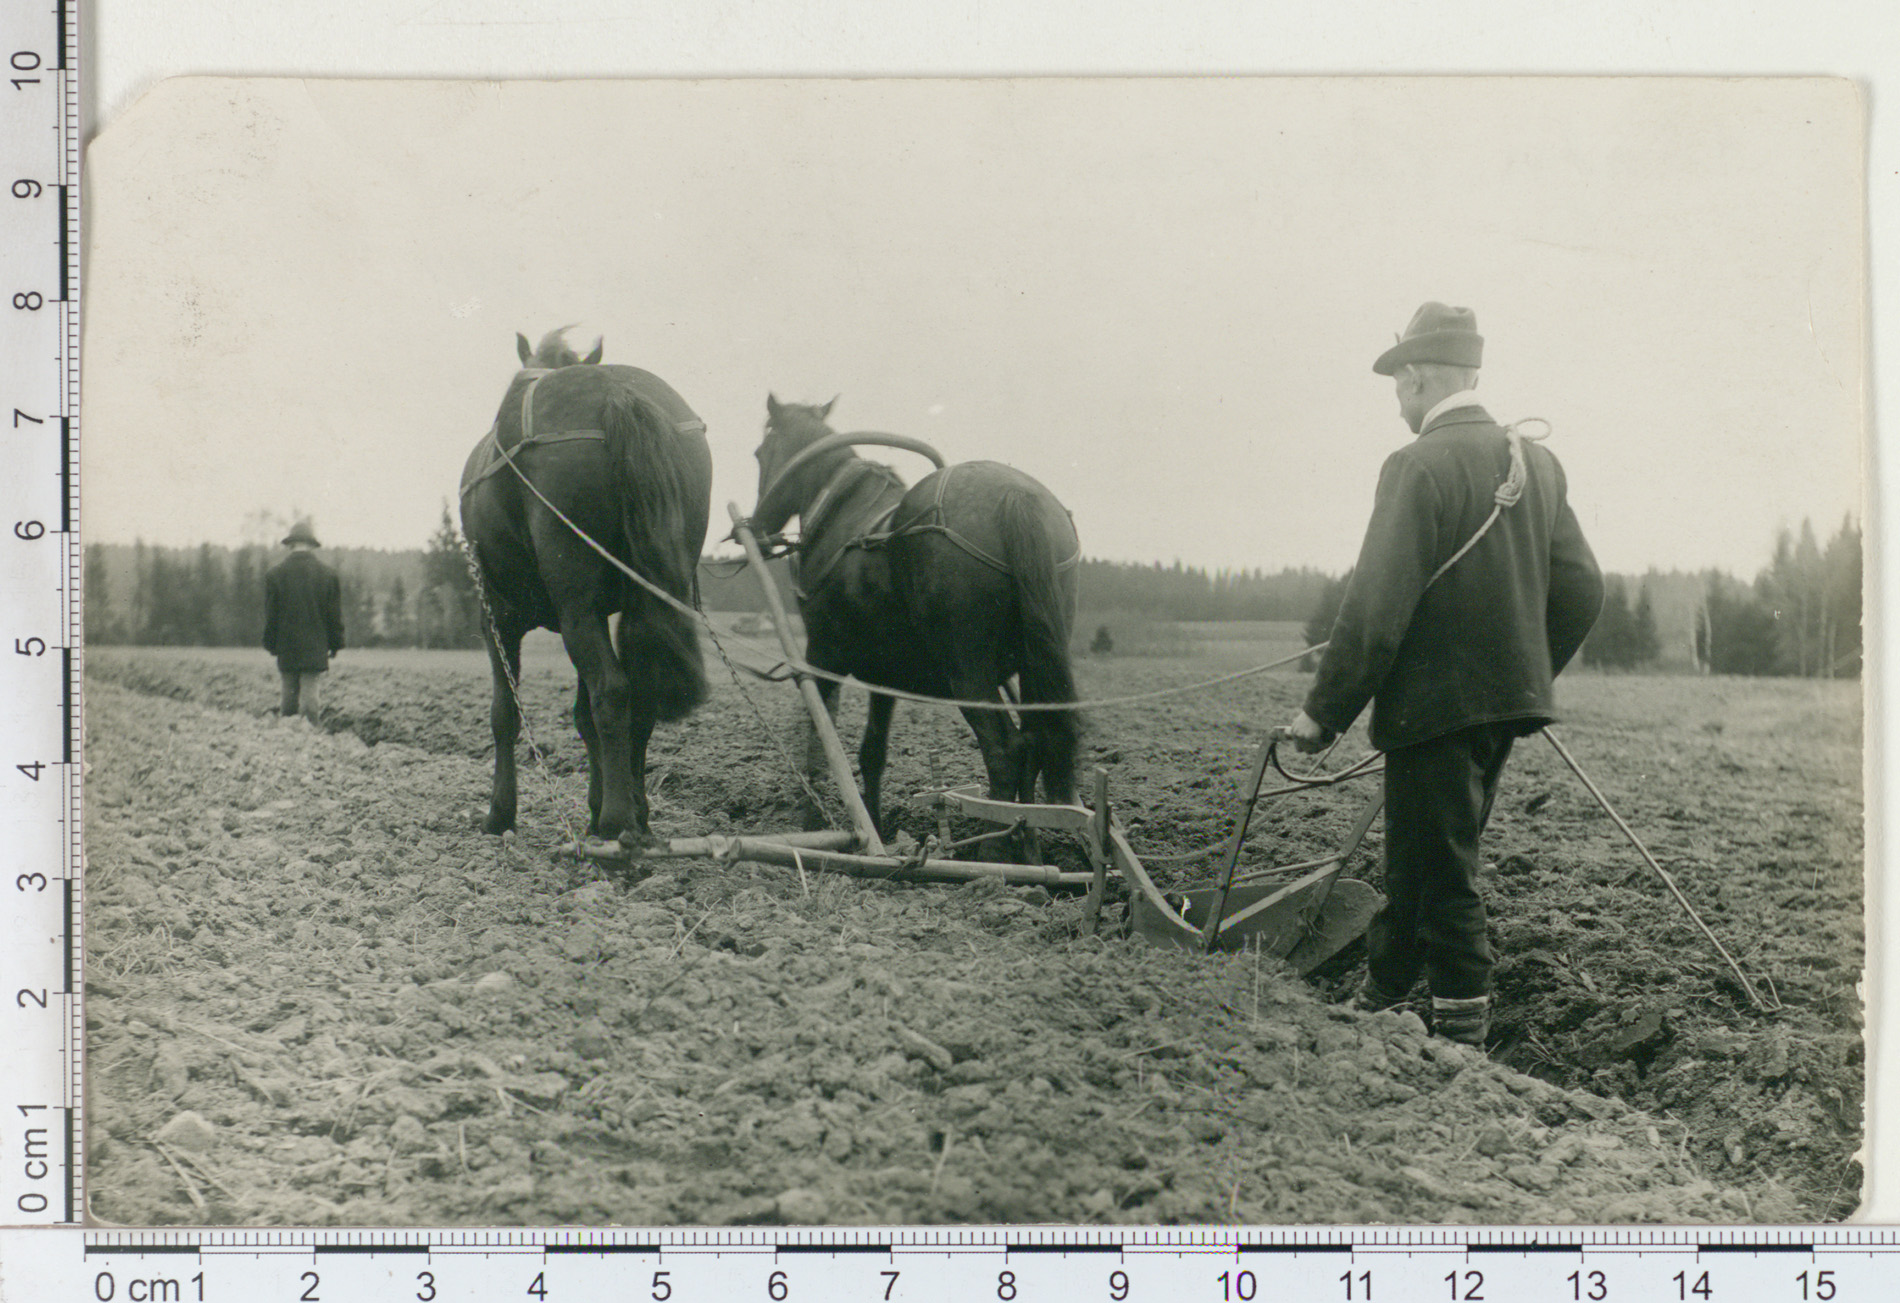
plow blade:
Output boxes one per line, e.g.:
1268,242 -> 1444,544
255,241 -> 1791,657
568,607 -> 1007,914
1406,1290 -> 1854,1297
1132,861 -> 1384,973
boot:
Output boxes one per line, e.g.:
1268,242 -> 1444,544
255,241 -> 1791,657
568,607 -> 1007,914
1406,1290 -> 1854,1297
1431,994 -> 1491,1047
1350,975 -> 1411,1013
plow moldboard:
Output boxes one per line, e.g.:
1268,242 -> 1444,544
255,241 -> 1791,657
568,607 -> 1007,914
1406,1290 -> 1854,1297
1132,869 -> 1383,972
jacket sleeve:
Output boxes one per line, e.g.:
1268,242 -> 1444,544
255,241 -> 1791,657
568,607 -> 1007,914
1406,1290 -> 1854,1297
1303,450 -> 1442,736
1545,495 -> 1602,675
325,571 -> 346,652
261,570 -> 280,655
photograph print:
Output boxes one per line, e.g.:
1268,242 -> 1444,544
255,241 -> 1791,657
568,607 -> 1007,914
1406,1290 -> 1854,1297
79,77 -> 1864,1226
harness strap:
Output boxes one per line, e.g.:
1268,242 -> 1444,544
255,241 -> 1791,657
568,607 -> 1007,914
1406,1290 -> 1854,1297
801,459 -> 885,541
1425,418 -> 1549,587
793,458 -> 1084,591
520,373 -> 542,441
790,460 -> 904,598
460,372 -> 609,500
853,463 -> 1082,574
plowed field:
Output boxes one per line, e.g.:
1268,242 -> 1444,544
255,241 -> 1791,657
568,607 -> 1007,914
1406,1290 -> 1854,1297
83,632 -> 1862,1225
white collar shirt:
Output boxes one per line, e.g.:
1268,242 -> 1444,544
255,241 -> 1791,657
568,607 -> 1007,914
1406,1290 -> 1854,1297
1422,388 -> 1484,430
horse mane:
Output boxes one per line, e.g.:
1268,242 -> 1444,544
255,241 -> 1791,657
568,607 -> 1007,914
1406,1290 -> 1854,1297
533,324 -> 584,368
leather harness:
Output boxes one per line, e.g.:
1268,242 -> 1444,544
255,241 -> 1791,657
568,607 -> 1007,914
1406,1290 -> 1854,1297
792,457 -> 1081,598
460,369 -> 707,501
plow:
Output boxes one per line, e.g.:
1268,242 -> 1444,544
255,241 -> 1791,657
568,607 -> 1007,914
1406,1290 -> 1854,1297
550,488 -> 1776,1010
573,502 -> 1390,974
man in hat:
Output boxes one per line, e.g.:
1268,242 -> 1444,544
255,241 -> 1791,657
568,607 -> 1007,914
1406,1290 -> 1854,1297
1280,303 -> 1602,1047
263,521 -> 345,724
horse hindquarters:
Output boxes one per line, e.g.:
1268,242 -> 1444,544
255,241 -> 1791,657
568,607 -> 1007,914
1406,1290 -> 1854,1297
998,490 -> 1081,804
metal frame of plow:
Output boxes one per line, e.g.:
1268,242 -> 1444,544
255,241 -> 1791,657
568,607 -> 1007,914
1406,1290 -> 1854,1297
1128,761 -> 1388,972
934,779 -> 1196,943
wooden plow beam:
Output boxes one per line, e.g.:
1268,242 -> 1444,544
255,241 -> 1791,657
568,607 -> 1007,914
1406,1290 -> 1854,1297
728,504 -> 886,855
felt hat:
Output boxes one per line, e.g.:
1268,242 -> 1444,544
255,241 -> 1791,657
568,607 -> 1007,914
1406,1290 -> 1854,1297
1372,302 -> 1483,376
281,521 -> 321,548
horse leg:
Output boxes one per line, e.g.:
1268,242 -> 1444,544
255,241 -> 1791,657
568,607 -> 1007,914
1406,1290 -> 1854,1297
997,678 -> 1045,860
859,692 -> 897,839
626,691 -> 660,842
800,679 -> 842,832
955,698 -> 1038,861
573,680 -> 604,837
560,609 -> 643,845
482,623 -> 525,835
956,697 -> 1024,804
999,677 -> 1038,803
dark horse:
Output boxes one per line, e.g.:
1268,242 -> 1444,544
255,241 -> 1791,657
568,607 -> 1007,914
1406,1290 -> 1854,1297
749,395 -> 1082,835
460,329 -> 713,849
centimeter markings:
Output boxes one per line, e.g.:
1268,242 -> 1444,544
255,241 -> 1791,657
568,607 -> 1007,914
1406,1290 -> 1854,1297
1,0 -> 80,1230
0,1228 -> 1896,1299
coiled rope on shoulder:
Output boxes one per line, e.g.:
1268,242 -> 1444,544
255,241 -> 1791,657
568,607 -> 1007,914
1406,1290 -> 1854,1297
1426,417 -> 1550,586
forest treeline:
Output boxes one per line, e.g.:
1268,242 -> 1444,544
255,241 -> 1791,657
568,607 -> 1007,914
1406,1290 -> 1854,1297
87,509 -> 1859,679
1298,515 -> 1860,679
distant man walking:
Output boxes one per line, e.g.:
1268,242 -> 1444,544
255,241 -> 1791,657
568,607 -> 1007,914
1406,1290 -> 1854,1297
1281,303 -> 1602,1047
263,520 -> 345,724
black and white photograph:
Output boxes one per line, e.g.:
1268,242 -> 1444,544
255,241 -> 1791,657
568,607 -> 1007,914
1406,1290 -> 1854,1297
76,75 -> 1865,1226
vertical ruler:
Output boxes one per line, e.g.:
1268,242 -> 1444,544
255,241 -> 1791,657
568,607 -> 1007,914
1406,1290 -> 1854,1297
0,0 -> 79,1227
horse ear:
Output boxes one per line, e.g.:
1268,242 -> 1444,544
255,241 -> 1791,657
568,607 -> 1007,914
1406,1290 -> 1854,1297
516,333 -> 532,365
583,338 -> 603,365
766,393 -> 782,417
821,395 -> 839,417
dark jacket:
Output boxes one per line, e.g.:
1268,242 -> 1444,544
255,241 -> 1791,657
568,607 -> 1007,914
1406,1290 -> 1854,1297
1304,405 -> 1602,752
263,550 -> 345,673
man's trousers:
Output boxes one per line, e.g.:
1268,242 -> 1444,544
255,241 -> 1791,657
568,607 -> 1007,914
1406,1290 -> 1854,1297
1366,720 -> 1518,1001
279,670 -> 325,724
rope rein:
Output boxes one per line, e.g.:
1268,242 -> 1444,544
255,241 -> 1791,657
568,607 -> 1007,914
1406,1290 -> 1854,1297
483,428 -> 1321,714
472,405 -> 1550,723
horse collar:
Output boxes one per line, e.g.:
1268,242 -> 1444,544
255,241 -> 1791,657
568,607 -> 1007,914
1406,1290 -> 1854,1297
801,458 -> 880,540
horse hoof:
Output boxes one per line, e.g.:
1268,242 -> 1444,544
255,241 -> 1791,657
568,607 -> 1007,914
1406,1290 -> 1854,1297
617,829 -> 668,857
481,813 -> 515,836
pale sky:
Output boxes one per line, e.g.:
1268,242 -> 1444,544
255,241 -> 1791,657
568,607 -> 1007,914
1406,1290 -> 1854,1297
83,77 -> 1863,577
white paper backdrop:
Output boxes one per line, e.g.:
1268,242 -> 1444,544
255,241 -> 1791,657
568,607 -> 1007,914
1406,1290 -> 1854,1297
78,0 -> 1897,1222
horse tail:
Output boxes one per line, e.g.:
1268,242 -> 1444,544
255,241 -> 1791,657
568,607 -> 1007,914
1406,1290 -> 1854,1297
603,389 -> 708,722
999,488 -> 1081,799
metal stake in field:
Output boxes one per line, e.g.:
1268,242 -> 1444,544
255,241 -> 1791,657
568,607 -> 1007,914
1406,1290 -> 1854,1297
728,502 -> 886,855
1541,726 -> 1780,1013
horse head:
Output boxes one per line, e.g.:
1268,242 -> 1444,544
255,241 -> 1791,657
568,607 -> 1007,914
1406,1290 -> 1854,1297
754,396 -> 953,536
752,394 -> 842,534
515,325 -> 604,370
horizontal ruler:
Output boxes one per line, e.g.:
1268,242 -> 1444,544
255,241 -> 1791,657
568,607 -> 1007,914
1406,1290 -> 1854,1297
4,1228 -> 1899,1302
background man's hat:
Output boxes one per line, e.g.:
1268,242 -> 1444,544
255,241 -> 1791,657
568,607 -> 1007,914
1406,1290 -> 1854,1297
281,521 -> 321,548
1373,302 -> 1484,376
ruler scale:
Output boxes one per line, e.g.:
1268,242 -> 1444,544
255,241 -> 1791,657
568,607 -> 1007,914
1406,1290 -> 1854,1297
2,1228 -> 1900,1299
0,0 -> 80,1235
